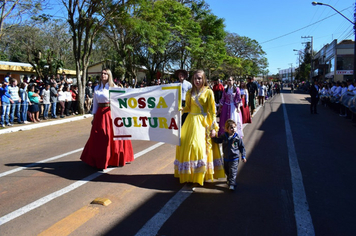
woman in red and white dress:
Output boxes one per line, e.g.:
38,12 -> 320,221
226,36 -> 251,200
80,68 -> 134,169
240,82 -> 251,124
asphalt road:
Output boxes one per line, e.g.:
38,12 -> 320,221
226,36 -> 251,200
0,88 -> 355,236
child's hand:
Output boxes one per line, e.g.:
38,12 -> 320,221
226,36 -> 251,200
242,157 -> 247,163
210,129 -> 216,138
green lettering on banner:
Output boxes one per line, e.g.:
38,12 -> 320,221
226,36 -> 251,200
118,98 -> 128,108
122,117 -> 132,127
148,117 -> 158,128
147,97 -> 155,108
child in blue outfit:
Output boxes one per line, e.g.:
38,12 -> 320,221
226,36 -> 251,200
212,119 -> 246,191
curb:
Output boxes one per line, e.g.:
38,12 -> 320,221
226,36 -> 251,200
0,114 -> 93,135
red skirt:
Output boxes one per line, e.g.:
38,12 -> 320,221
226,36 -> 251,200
240,95 -> 252,124
80,106 -> 134,169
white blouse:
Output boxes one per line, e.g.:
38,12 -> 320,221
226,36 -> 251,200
65,91 -> 72,102
92,83 -> 115,114
240,88 -> 249,104
58,91 -> 66,102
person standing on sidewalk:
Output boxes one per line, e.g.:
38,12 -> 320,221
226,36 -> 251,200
41,83 -> 51,120
85,81 -> 93,113
28,85 -> 41,122
310,80 -> 319,114
19,82 -> 30,123
0,77 -> 14,127
80,68 -> 134,169
50,82 -> 58,119
9,78 -> 22,124
246,77 -> 258,116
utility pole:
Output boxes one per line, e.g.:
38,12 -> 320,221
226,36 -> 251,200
289,63 -> 293,83
302,36 -> 313,82
312,1 -> 356,82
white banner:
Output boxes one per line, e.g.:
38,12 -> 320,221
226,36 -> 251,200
109,84 -> 181,145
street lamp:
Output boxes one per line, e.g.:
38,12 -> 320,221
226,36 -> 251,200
312,1 -> 356,81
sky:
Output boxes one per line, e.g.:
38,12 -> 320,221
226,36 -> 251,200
204,0 -> 355,75
48,0 -> 355,75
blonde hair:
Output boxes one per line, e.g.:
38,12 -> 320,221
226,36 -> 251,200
191,69 -> 208,94
100,68 -> 115,88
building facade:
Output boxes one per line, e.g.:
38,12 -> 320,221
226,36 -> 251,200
278,67 -> 296,82
0,61 -> 76,83
312,39 -> 354,82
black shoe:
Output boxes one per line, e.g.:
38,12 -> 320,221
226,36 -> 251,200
60,115 -> 65,118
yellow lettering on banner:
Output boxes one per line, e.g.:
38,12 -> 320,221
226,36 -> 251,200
133,117 -> 142,127
128,97 -> 137,108
158,117 -> 168,129
156,97 -> 168,108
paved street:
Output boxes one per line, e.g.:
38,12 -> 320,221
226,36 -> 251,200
0,88 -> 355,236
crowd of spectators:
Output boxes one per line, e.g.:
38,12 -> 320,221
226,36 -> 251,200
316,80 -> 356,118
1,72 -> 79,127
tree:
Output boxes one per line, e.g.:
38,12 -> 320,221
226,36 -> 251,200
188,1 -> 226,78
62,0 -> 130,114
225,33 -> 268,77
134,0 -> 199,83
0,17 -> 72,78
103,0 -> 144,84
296,42 -> 313,81
0,0 -> 46,40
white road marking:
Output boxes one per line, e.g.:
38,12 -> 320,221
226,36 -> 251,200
0,142 -> 164,226
281,94 -> 315,236
135,185 -> 193,236
0,148 -> 84,178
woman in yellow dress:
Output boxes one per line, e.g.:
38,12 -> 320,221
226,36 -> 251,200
174,69 -> 225,186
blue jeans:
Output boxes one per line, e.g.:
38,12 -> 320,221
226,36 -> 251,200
21,101 -> 29,122
1,102 -> 11,125
51,102 -> 57,118
43,104 -> 50,118
10,100 -> 21,123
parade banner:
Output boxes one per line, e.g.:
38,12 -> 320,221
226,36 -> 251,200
109,84 -> 181,145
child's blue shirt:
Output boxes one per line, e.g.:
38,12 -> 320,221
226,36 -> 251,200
212,132 -> 246,161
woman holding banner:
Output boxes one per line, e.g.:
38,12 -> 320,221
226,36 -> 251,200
174,69 -> 224,186
80,68 -> 134,169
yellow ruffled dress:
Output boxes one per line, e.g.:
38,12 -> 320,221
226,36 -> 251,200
174,87 -> 225,186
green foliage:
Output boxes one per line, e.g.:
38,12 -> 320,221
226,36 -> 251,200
1,0 -> 270,82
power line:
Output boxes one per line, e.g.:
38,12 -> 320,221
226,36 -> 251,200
260,6 -> 353,45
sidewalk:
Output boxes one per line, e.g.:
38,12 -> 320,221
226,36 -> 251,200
0,114 -> 93,135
